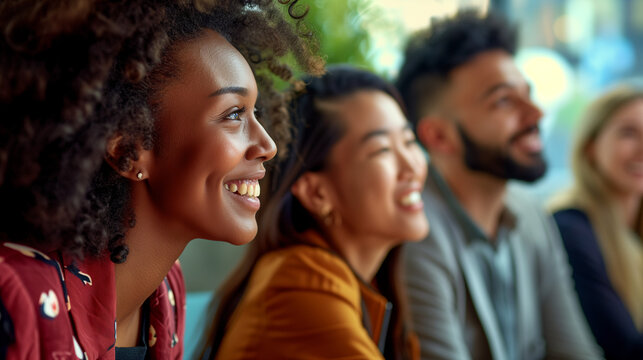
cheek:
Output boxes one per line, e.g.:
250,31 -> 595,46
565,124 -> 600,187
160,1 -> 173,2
594,143 -> 614,175
339,161 -> 396,208
484,113 -> 521,144
474,111 -> 513,135
164,133 -> 236,177
212,138 -> 246,176
593,140 -> 641,192
411,147 -> 428,179
595,139 -> 626,172
151,130 -> 247,208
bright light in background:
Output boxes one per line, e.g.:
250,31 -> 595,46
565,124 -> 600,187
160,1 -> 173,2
363,0 -> 490,77
372,0 -> 489,32
515,47 -> 575,137
516,48 -> 574,107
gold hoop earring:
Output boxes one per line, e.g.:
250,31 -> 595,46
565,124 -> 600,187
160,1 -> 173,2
319,204 -> 341,227
319,204 -> 332,226
323,212 -> 333,227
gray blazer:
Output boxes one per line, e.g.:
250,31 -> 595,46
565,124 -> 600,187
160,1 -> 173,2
402,168 -> 603,360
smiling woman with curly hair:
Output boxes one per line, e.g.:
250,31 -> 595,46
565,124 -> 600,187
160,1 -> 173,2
0,0 -> 322,358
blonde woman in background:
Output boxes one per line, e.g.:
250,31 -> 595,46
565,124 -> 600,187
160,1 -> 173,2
551,85 -> 643,359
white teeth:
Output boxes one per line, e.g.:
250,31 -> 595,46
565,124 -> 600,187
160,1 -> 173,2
224,181 -> 260,198
400,191 -> 421,206
239,183 -> 248,195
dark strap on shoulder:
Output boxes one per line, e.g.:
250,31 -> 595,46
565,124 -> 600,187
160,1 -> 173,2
360,296 -> 372,337
378,302 -> 392,354
360,296 -> 392,355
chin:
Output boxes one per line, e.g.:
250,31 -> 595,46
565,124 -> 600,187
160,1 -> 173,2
207,225 -> 258,246
226,231 -> 257,246
400,221 -> 430,243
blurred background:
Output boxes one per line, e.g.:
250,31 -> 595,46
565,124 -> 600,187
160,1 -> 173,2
182,0 -> 643,356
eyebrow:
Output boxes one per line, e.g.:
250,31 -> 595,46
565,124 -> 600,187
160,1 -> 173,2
209,86 -> 248,97
360,123 -> 413,144
479,82 -> 531,101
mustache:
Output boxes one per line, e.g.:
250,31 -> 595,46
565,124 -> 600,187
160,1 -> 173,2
509,125 -> 539,143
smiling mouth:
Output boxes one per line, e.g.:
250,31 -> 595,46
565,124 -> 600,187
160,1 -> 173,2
224,180 -> 260,198
399,191 -> 422,206
510,126 -> 542,153
510,125 -> 539,142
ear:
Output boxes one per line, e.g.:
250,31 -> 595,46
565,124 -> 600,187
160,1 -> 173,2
416,116 -> 457,154
105,134 -> 153,181
290,172 -> 335,218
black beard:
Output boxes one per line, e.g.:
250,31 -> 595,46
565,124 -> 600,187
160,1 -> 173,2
456,123 -> 547,182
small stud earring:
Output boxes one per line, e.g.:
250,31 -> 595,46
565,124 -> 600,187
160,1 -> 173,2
137,171 -> 143,180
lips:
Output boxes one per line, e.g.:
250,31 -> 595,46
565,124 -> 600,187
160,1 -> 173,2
510,125 -> 540,142
224,179 -> 260,198
397,185 -> 424,211
511,126 -> 542,153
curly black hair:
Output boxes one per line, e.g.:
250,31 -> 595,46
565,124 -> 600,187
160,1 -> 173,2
396,9 -> 517,125
0,0 -> 323,262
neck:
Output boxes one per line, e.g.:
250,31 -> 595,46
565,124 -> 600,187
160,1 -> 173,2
325,227 -> 393,282
115,182 -> 191,346
438,160 -> 507,238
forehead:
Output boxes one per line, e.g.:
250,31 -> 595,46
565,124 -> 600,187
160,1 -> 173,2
448,49 -> 526,101
172,29 -> 256,92
335,90 -> 407,135
608,99 -> 643,125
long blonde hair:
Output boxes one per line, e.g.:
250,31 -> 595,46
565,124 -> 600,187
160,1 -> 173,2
551,85 -> 643,330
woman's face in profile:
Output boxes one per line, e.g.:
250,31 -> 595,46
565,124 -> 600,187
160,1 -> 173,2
593,98 -> 643,196
323,90 -> 429,245
145,30 -> 276,245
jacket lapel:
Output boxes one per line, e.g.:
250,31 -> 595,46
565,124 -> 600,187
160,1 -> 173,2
510,229 -> 533,360
429,166 -> 508,360
457,241 -> 507,360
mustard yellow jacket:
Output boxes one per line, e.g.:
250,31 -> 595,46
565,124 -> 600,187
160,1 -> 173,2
216,232 -> 416,359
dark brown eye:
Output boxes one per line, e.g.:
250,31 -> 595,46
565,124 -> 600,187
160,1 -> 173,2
225,107 -> 246,121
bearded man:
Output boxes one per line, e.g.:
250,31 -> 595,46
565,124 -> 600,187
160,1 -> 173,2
396,9 -> 603,360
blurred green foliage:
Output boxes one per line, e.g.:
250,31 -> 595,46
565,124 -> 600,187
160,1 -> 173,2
554,89 -> 592,129
306,0 -> 376,70
281,0 -> 387,74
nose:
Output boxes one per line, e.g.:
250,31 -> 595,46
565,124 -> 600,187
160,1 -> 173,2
397,141 -> 427,182
246,117 -> 277,162
522,97 -> 543,126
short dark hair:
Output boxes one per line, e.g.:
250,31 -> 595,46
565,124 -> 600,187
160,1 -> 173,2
396,9 -> 518,125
